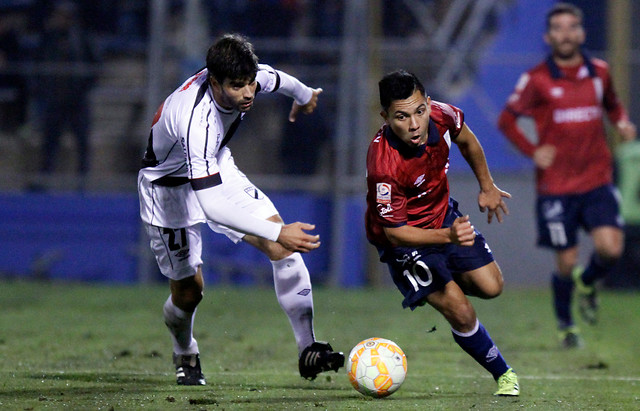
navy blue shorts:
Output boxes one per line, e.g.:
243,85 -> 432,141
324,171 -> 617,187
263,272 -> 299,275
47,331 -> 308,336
379,199 -> 495,310
536,184 -> 623,250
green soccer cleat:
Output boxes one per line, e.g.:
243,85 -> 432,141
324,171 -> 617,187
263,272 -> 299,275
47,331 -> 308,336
494,368 -> 520,396
558,325 -> 583,349
572,266 -> 598,325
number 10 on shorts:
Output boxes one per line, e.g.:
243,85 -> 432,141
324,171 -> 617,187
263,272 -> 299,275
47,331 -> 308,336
403,261 -> 433,292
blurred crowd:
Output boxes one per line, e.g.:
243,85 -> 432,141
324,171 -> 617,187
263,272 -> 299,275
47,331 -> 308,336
0,0 -> 473,187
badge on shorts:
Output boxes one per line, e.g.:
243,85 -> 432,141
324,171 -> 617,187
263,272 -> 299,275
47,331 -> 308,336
376,183 -> 392,204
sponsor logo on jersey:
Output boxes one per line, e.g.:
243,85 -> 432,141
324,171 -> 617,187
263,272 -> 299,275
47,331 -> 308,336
376,203 -> 394,217
413,174 -> 426,187
553,106 -> 602,124
376,183 -> 392,204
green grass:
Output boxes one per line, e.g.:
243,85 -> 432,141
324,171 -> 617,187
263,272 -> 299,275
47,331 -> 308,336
0,281 -> 639,410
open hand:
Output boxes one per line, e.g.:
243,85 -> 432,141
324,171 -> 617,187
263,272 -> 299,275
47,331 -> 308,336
277,222 -> 321,253
289,88 -> 323,122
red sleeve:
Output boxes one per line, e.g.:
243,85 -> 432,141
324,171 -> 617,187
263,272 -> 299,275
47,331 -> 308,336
600,67 -> 629,125
432,101 -> 464,139
497,72 -> 539,157
497,109 -> 536,157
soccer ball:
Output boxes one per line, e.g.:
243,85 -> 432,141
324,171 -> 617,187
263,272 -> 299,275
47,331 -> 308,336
347,337 -> 407,398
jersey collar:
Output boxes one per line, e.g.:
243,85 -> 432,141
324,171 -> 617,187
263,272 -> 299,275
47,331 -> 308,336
546,50 -> 596,79
384,119 -> 440,158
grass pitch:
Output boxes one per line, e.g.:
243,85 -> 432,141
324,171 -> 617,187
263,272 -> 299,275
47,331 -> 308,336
0,281 -> 638,410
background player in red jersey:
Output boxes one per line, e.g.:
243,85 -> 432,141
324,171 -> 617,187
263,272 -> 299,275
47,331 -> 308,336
498,3 -> 637,348
365,70 -> 518,396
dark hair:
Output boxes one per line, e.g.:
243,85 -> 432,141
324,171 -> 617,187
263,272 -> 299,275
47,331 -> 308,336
546,2 -> 583,31
378,70 -> 425,111
206,33 -> 259,84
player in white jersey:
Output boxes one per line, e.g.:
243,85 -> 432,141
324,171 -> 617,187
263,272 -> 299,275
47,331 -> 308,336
138,33 -> 344,385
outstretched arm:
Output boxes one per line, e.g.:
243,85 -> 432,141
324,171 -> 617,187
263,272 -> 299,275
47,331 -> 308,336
383,216 -> 476,247
454,124 -> 511,224
195,184 -> 320,252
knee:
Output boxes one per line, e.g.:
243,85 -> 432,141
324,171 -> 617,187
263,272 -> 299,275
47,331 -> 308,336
477,276 -> 504,300
445,301 -> 477,333
596,244 -> 624,262
170,279 -> 203,312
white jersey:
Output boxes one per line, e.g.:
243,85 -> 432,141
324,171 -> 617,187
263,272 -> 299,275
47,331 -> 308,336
140,63 -> 312,184
138,63 -> 313,229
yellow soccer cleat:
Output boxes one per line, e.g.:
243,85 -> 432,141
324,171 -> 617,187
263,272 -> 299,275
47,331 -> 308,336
494,368 -> 520,396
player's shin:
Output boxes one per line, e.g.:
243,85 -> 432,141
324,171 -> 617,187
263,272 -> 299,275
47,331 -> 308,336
552,272 -> 574,328
272,252 -> 315,353
451,319 -> 510,380
163,295 -> 199,355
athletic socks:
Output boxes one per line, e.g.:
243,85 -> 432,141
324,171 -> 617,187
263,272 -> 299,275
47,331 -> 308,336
552,272 -> 574,329
163,296 -> 199,355
452,319 -> 510,380
581,253 -> 616,286
271,252 -> 315,354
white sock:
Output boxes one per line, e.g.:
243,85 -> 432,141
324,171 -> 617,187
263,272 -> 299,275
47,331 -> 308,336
163,295 -> 199,355
271,253 -> 315,353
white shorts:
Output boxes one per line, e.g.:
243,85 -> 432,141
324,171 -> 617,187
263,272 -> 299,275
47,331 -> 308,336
145,224 -> 203,281
140,149 -> 279,280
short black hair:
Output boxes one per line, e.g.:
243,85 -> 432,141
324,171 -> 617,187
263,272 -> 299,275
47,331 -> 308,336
206,33 -> 259,84
378,70 -> 425,111
546,2 -> 583,31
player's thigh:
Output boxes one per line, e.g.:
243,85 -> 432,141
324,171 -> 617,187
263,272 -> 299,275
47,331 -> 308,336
454,261 -> 504,299
591,226 -> 624,259
582,185 -> 624,258
145,223 -> 203,281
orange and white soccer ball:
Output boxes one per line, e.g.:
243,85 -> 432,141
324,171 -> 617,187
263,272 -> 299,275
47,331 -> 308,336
347,337 -> 407,398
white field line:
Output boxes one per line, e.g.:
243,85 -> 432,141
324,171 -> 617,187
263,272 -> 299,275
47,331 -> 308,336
13,370 -> 640,383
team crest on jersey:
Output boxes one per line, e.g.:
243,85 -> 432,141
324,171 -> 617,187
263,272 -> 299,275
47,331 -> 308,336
376,183 -> 392,204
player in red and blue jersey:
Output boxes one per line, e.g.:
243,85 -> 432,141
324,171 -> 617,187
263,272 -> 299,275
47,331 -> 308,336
365,70 -> 518,396
498,3 -> 637,348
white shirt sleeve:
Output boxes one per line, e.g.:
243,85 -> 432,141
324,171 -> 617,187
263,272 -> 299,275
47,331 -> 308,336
194,184 -> 282,242
256,63 -> 313,105
274,69 -> 313,105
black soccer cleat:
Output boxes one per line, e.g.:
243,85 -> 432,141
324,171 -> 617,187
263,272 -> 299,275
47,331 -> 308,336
173,353 -> 206,386
298,341 -> 345,380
